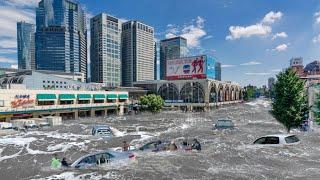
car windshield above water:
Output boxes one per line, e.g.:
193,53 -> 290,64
253,134 -> 300,145
217,120 -> 233,127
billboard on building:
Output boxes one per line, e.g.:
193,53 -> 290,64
166,55 -> 216,80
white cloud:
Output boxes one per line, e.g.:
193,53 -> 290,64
272,32 -> 288,40
0,48 -> 16,54
10,64 -> 18,69
245,72 -> 271,75
313,34 -> 320,43
226,11 -> 282,40
272,43 -> 288,52
0,6 -> 35,38
221,64 -> 236,68
0,56 -> 17,64
165,16 -> 210,48
203,35 -> 213,40
226,24 -> 271,40
0,3 -> 37,57
261,11 -> 283,24
0,38 -> 17,49
3,0 -> 40,7
240,61 -> 262,66
119,17 -> 129,23
271,69 -> 281,72
314,11 -> 320,24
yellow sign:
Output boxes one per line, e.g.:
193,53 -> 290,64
0,114 -> 13,118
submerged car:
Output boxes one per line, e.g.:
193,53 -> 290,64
71,150 -> 135,169
39,122 -> 50,128
138,140 -> 171,152
213,119 -> 235,130
253,134 -> 300,146
92,125 -> 113,137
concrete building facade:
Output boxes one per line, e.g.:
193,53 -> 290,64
121,21 -> 155,86
0,89 -> 129,122
134,79 -> 242,109
90,13 -> 121,86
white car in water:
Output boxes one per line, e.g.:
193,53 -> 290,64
71,150 -> 136,169
253,134 -> 300,146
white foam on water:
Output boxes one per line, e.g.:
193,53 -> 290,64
26,131 -> 91,141
245,99 -> 270,108
47,141 -> 87,152
0,147 -> 24,162
0,136 -> 37,146
110,126 -> 125,137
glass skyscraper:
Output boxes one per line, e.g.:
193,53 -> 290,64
121,21 -> 155,87
17,22 -> 35,70
160,36 -> 187,80
90,13 -> 121,86
35,0 -> 87,79
215,61 -> 221,81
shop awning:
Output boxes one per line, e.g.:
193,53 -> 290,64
77,94 -> 92,100
118,94 -> 128,100
37,94 -> 56,101
59,94 -> 75,100
93,94 -> 105,100
107,94 -> 118,100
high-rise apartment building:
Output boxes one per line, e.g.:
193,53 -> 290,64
35,0 -> 87,79
160,36 -> 187,80
90,13 -> 121,86
154,41 -> 157,80
121,21 -> 155,87
215,61 -> 221,81
17,22 -> 35,70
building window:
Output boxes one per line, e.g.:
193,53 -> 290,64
43,80 -> 45,83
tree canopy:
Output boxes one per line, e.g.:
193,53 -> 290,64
139,94 -> 164,113
271,68 -> 308,132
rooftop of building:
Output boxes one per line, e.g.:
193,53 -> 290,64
0,68 -> 83,76
160,36 -> 187,42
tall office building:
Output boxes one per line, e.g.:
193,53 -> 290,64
17,22 -> 35,70
154,41 -> 157,80
215,61 -> 221,81
35,0 -> 87,79
90,13 -> 121,86
160,36 -> 187,80
121,21 -> 155,87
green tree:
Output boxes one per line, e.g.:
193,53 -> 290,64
243,86 -> 255,101
271,68 -> 308,132
313,93 -> 320,124
139,94 -> 164,113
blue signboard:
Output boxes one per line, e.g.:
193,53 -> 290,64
206,56 -> 216,79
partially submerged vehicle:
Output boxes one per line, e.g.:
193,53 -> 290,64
92,125 -> 113,137
39,122 -> 50,128
253,134 -> 300,146
25,123 -> 39,130
71,150 -> 135,169
138,140 -> 171,152
213,119 -> 235,130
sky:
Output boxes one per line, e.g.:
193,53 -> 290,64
1,0 -> 320,87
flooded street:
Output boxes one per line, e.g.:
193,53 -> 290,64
1,99 -> 320,180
